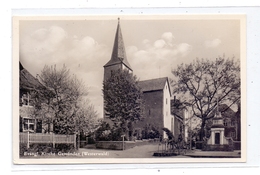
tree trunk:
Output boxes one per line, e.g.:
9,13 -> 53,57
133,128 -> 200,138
200,119 -> 206,141
128,121 -> 134,141
121,121 -> 129,141
47,123 -> 51,133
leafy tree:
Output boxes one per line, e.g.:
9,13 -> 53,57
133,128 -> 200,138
33,65 -> 98,135
172,57 -> 240,140
74,100 -> 100,135
103,69 -> 144,141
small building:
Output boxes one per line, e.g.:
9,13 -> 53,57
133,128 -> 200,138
205,112 -> 232,151
206,104 -> 241,141
207,112 -> 228,145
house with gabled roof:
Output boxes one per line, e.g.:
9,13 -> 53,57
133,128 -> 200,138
19,62 -> 44,133
103,19 -> 183,139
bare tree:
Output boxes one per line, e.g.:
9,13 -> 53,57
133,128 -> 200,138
172,57 -> 240,140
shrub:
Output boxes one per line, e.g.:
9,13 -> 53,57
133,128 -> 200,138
95,121 -> 112,141
141,124 -> 161,139
111,127 -> 126,141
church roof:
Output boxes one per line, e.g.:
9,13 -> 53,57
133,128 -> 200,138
138,77 -> 169,93
20,62 -> 44,91
104,19 -> 132,71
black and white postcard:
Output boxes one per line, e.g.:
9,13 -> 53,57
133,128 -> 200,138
12,15 -> 246,164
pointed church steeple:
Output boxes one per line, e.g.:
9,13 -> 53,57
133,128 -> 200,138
104,18 -> 132,71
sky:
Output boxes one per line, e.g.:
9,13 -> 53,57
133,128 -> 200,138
19,16 -> 241,117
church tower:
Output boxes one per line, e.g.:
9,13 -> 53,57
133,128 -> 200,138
103,18 -> 132,81
103,18 -> 133,121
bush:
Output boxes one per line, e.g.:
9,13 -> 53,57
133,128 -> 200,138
95,121 -> 127,141
87,137 -> 96,144
141,124 -> 161,139
95,121 -> 112,141
110,127 -> 125,141
195,141 -> 203,149
54,143 -> 75,153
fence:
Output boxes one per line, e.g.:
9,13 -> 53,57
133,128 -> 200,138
20,132 -> 76,148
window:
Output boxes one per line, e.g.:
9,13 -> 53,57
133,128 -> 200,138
149,109 -> 151,116
166,98 -> 167,104
231,131 -> 236,138
23,118 -> 35,132
22,93 -> 31,106
224,120 -> 227,126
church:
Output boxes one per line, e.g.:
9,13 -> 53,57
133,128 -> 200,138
103,19 -> 184,140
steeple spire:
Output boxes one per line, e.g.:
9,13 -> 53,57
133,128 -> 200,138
104,18 -> 132,71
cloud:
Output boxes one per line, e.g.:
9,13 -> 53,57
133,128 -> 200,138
29,26 -> 68,54
20,25 -> 110,118
204,38 -> 222,48
20,25 -> 110,73
69,36 -> 103,60
126,32 -> 192,80
154,39 -> 166,48
177,43 -> 193,57
161,32 -> 174,43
